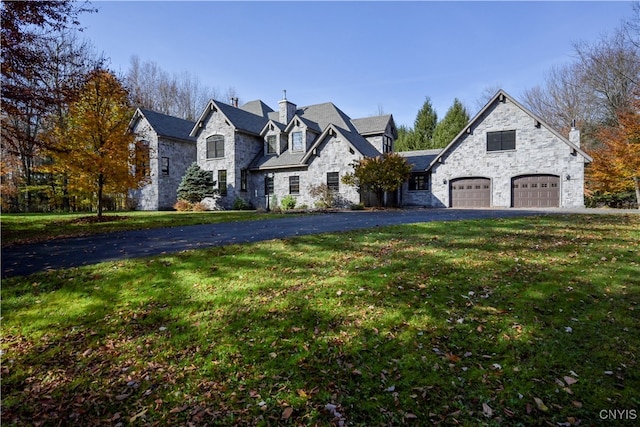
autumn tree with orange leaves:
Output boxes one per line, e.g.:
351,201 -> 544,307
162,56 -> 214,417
48,69 -> 144,217
587,103 -> 640,209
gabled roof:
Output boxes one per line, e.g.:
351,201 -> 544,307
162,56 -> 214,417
301,124 -> 380,164
427,89 -> 593,170
352,114 -> 397,138
129,108 -> 196,142
260,119 -> 287,136
296,102 -> 359,133
190,99 -> 269,137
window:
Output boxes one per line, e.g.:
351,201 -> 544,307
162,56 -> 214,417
206,135 -> 225,158
218,170 -> 227,196
408,172 -> 428,191
487,130 -> 516,152
265,176 -> 274,195
383,135 -> 393,153
134,141 -> 150,179
161,157 -> 169,176
327,172 -> 339,192
292,131 -> 303,151
289,176 -> 300,194
240,169 -> 247,192
267,135 -> 277,154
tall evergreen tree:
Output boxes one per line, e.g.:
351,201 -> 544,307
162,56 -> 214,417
432,98 -> 470,148
413,97 -> 438,148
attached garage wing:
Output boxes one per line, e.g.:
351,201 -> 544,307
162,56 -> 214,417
450,178 -> 491,208
512,175 -> 559,207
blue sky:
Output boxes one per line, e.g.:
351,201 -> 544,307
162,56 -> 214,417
82,1 -> 633,127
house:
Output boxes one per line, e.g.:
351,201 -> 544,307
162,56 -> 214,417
189,94 -> 397,209
399,90 -> 592,208
128,108 -> 197,210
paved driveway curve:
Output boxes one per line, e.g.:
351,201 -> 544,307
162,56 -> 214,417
0,208 -> 626,278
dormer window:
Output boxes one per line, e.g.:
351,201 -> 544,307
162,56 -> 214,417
292,131 -> 303,152
267,135 -> 277,155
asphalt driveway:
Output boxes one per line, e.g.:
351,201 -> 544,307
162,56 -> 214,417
1,208 -> 631,278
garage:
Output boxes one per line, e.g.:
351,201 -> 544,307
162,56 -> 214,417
512,175 -> 559,207
450,178 -> 491,208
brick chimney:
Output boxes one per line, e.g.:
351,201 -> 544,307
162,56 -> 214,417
278,90 -> 296,124
569,119 -> 580,147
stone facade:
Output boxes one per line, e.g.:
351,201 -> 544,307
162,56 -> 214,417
191,98 -> 393,210
129,109 -> 197,210
132,90 -> 591,211
399,91 -> 592,208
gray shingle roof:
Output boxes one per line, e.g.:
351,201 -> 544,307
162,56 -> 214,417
215,101 -> 270,136
352,114 -> 393,135
138,109 -> 196,142
249,151 -> 307,170
240,100 -> 274,117
398,149 -> 442,171
296,102 -> 357,133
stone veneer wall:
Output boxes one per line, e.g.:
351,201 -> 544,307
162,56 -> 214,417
429,99 -> 587,208
156,138 -> 196,210
249,134 -> 362,210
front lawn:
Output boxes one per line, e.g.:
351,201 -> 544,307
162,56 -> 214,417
2,214 -> 639,426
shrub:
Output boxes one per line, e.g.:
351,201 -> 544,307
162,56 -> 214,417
192,202 -> 208,211
174,199 -> 193,211
350,202 -> 365,210
233,197 -> 251,210
281,195 -> 297,210
309,183 -> 335,208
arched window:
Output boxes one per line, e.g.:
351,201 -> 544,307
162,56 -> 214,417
206,135 -> 225,158
134,140 -> 150,178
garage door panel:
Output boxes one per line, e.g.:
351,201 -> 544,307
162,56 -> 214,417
451,178 -> 490,208
512,175 -> 559,207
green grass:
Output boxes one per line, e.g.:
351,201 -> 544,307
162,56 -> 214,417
2,214 -> 639,426
0,210 -> 285,246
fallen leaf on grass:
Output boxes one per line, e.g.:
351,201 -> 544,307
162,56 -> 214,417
281,407 -> 293,419
129,408 -> 147,423
533,397 -> 549,412
563,376 -> 578,385
482,403 -> 493,418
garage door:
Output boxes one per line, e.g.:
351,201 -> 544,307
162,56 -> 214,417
451,178 -> 491,208
512,175 -> 559,207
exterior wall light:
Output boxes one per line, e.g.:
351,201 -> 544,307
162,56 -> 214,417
566,174 -> 571,181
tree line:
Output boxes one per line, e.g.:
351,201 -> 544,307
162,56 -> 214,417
0,0 -> 236,213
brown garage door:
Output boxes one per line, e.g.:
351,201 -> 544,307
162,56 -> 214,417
451,178 -> 491,208
512,175 -> 559,207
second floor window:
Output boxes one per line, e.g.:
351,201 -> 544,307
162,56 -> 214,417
487,130 -> 516,152
292,131 -> 303,151
206,135 -> 225,158
267,135 -> 277,154
383,135 -> 393,153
